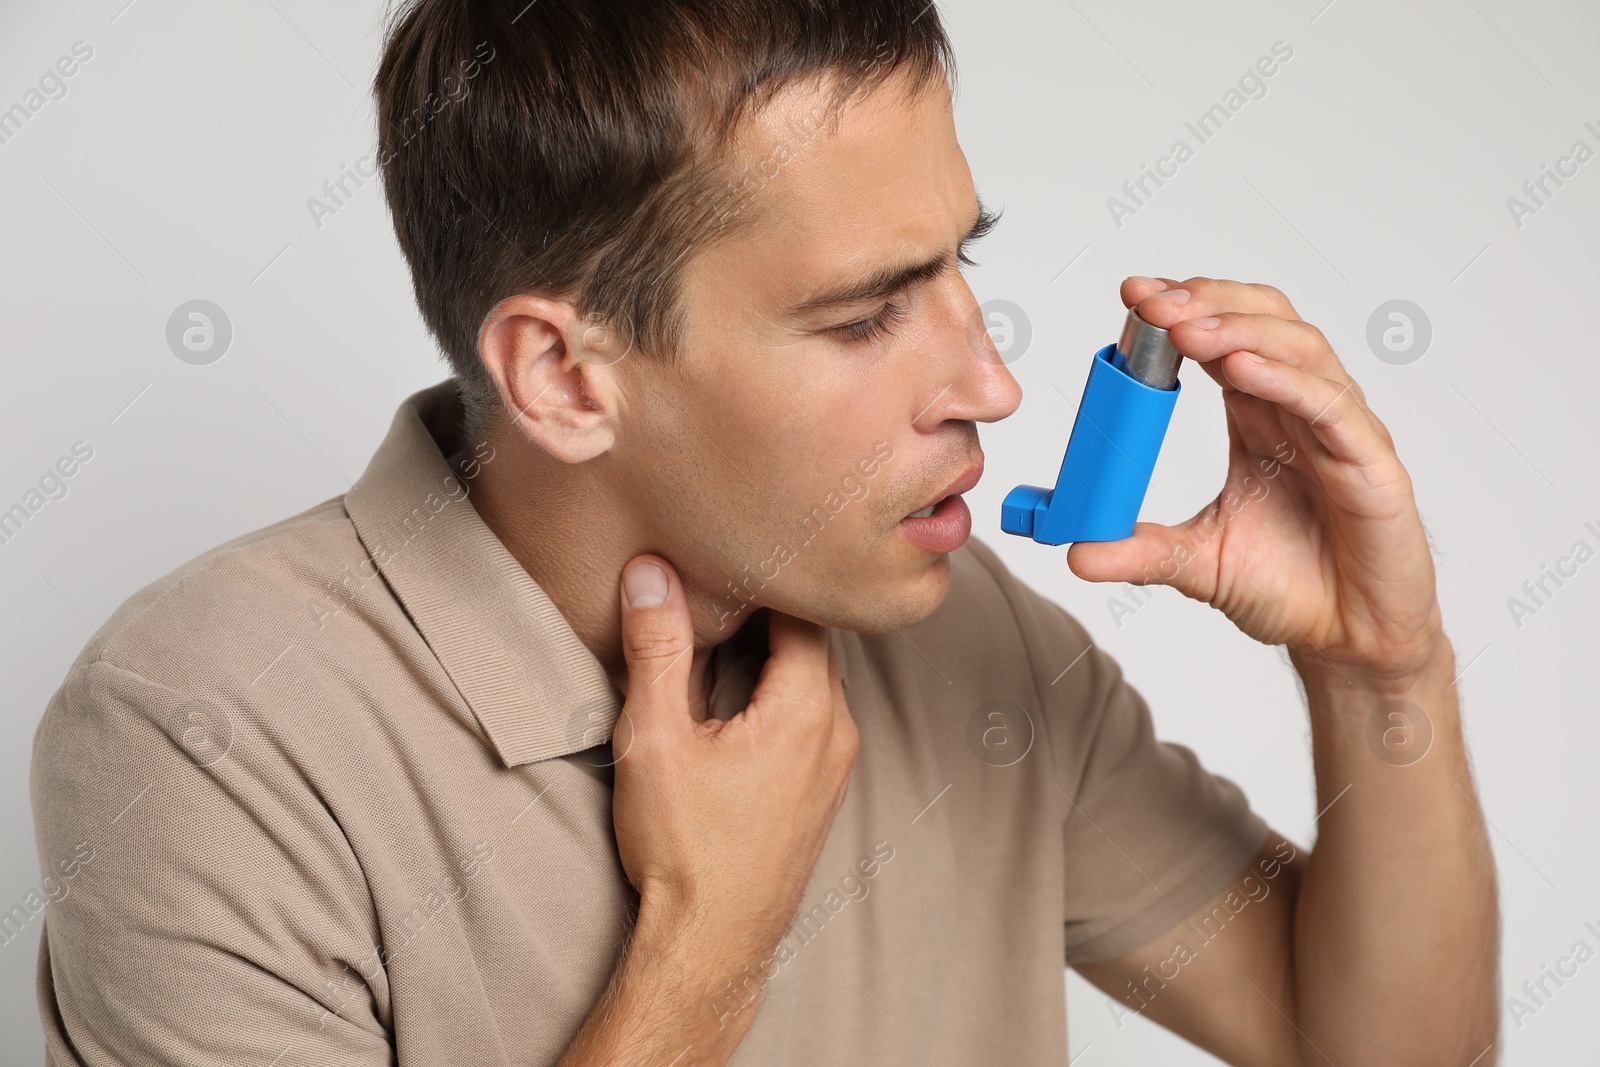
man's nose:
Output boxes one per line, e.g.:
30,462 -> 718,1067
912,287 -> 1024,431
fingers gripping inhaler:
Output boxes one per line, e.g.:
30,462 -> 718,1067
1001,307 -> 1182,545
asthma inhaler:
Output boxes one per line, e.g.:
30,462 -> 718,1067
1000,306 -> 1182,545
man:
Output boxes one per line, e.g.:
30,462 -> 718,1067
31,0 -> 1498,1064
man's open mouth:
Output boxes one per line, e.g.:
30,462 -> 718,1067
902,459 -> 985,521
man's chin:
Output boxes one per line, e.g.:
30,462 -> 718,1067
701,548 -> 955,637
828,552 -> 954,635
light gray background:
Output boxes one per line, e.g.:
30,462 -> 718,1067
3,0 -> 1596,1063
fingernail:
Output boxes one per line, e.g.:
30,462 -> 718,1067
1127,275 -> 1167,291
1242,351 -> 1267,363
624,561 -> 668,608
1189,317 -> 1221,330
1147,288 -> 1190,304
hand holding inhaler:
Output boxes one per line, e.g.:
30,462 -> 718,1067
1002,275 -> 1448,684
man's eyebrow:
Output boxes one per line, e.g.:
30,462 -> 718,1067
783,197 -> 1002,317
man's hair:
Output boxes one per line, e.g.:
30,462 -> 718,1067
373,0 -> 957,440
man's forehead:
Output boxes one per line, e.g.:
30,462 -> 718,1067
718,71 -> 971,316
734,71 -> 955,215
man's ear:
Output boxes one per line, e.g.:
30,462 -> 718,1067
476,294 -> 631,463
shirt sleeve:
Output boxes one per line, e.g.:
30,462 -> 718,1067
30,658 -> 394,1066
967,539 -> 1270,966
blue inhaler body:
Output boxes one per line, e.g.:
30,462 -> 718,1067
1001,307 -> 1182,545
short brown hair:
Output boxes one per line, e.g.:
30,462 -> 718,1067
373,0 -> 957,438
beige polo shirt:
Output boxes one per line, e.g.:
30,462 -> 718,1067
30,378 -> 1268,1066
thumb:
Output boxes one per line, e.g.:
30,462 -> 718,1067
617,555 -> 694,716
1064,519 -> 1215,601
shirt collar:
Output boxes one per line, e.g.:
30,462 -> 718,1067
344,379 -> 849,768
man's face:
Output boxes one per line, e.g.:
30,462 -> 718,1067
612,67 -> 1022,637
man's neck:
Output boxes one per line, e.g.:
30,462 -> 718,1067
447,428 -> 725,718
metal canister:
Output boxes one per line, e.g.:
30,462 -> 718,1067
1115,306 -> 1182,390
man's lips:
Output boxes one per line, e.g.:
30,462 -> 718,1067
904,459 -> 984,518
